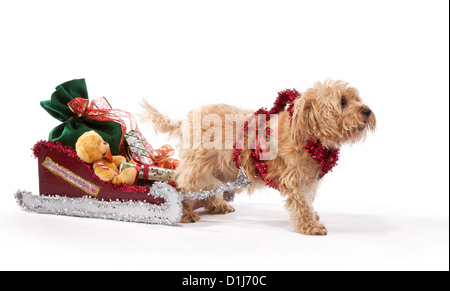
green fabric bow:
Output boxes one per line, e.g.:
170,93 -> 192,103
40,79 -> 123,155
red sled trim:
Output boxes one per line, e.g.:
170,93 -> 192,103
33,141 -> 164,205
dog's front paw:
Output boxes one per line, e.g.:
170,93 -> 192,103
181,212 -> 200,223
296,222 -> 328,235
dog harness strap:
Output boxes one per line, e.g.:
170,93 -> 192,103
233,89 -> 301,190
233,89 -> 340,188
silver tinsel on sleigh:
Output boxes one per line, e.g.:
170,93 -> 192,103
16,171 -> 251,225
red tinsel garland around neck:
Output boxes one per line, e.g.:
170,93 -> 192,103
233,88 -> 340,190
304,139 -> 340,174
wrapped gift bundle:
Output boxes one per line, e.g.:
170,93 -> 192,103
120,162 -> 178,182
124,130 -> 179,170
124,130 -> 154,165
123,130 -> 179,183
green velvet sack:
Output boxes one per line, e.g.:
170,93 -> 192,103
40,79 -> 123,155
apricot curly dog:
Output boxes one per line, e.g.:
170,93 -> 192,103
141,80 -> 376,235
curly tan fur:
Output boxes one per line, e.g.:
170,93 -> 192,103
141,80 -> 376,235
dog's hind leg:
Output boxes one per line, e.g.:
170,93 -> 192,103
186,175 -> 235,216
179,181 -> 234,222
177,161 -> 234,222
181,200 -> 200,223
200,168 -> 238,215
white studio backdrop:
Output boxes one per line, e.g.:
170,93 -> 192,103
0,0 -> 448,271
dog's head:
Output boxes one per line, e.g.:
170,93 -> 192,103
290,80 -> 376,148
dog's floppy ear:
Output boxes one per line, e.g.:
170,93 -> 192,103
290,97 -> 316,147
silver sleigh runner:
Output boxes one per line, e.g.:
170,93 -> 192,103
15,173 -> 250,226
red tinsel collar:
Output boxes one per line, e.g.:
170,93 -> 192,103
233,89 -> 340,190
304,139 -> 340,175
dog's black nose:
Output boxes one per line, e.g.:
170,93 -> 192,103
362,109 -> 372,119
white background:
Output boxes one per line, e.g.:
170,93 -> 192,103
0,0 -> 448,271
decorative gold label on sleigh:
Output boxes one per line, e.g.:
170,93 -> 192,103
42,157 -> 100,197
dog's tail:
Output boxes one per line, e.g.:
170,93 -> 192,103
140,99 -> 182,137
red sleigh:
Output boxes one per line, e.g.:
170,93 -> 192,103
15,140 -> 250,225
34,140 -> 163,204
15,140 -> 184,224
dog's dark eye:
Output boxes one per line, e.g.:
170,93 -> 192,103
340,97 -> 347,108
